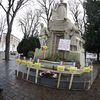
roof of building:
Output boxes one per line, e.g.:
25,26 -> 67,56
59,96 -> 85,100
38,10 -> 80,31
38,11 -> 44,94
2,33 -> 20,42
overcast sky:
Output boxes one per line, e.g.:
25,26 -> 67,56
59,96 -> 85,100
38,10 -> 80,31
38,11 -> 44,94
0,0 -> 84,40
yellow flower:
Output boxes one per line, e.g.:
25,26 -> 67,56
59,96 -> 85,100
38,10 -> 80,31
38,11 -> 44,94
16,59 -> 21,64
34,63 -> 41,69
57,65 -> 65,72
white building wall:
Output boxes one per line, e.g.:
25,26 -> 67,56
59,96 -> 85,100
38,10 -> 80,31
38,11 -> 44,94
0,33 -> 20,52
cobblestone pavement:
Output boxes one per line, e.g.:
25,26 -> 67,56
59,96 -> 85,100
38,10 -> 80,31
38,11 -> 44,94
0,52 -> 100,100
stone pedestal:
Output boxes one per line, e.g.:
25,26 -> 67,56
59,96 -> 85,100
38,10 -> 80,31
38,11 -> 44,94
48,19 -> 76,57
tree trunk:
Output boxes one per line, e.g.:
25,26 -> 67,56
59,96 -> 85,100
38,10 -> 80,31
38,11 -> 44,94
47,20 -> 50,31
97,51 -> 99,61
85,50 -> 86,65
5,30 -> 11,60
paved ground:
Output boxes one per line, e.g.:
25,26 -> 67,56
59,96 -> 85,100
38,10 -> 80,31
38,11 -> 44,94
0,52 -> 100,100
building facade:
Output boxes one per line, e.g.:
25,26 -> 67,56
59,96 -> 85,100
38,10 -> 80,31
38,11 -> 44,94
0,33 -> 20,51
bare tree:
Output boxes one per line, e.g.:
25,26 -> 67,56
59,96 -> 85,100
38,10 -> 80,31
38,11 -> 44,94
37,0 -> 57,31
68,0 -> 87,35
0,0 -> 31,60
68,0 -> 81,25
19,9 -> 42,39
79,0 -> 87,34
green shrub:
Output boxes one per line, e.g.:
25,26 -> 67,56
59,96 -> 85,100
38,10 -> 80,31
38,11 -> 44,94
28,51 -> 34,58
17,37 -> 41,57
53,53 -> 60,61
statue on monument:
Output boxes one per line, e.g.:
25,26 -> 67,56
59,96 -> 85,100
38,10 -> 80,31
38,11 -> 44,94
52,0 -> 67,20
40,23 -> 49,45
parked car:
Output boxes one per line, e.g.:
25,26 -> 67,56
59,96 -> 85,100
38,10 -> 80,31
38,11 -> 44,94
10,51 -> 16,55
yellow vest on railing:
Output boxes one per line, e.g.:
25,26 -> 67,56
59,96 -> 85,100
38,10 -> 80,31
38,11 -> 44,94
34,63 -> 41,70
21,60 -> 27,65
57,65 -> 65,72
68,67 -> 77,73
27,61 -> 33,68
83,67 -> 91,73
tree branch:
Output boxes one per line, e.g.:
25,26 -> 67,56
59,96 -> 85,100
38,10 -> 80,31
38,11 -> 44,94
0,3 -> 7,13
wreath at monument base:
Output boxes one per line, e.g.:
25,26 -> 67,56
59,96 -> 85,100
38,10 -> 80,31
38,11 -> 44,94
39,70 -> 57,78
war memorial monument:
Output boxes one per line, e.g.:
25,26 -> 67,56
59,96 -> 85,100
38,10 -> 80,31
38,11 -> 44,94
16,0 -> 98,90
